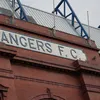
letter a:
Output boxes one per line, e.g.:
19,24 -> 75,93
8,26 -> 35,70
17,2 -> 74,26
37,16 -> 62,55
1,32 -> 9,43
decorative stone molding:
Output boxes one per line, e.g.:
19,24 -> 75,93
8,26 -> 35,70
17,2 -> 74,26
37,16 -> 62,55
84,84 -> 100,93
12,56 -> 76,72
30,88 -> 65,100
74,60 -> 100,75
0,84 -> 8,100
15,75 -> 80,89
0,43 -> 16,58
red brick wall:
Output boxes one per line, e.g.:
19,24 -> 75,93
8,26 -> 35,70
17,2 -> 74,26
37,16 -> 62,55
0,15 -> 100,100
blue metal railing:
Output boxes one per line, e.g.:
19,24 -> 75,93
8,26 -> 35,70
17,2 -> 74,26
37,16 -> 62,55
53,0 -> 89,39
11,0 -> 28,21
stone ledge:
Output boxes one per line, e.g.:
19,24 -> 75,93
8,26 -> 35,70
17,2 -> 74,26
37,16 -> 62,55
82,84 -> 100,93
12,56 -> 76,72
0,43 -> 16,58
74,60 -> 100,75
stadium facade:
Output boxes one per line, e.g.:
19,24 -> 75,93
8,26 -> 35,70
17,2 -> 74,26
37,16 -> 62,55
0,0 -> 100,100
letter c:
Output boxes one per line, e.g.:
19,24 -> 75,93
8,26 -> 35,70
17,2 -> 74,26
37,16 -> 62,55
70,49 -> 77,59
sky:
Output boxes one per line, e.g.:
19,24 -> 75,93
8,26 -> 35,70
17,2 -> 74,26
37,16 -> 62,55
21,0 -> 100,28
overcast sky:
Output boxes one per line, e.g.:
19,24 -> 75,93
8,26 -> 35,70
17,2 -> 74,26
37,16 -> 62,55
21,0 -> 100,28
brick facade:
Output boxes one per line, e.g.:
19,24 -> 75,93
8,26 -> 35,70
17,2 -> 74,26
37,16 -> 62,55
0,15 -> 100,100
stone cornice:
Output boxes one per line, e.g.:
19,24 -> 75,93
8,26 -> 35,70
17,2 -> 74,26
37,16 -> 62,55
0,43 -> 16,58
0,15 -> 98,51
12,56 -> 76,72
0,43 -> 99,75
74,60 -> 100,75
